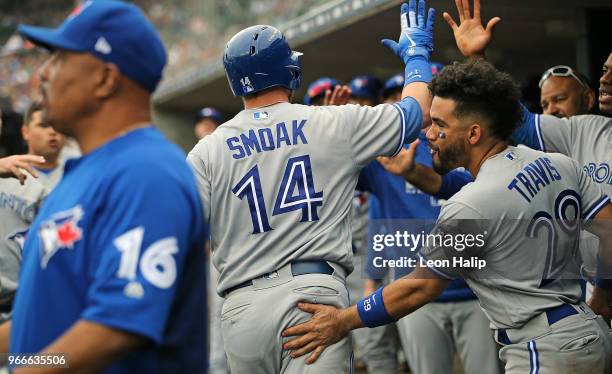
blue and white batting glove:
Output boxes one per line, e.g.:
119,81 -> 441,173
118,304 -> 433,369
382,0 -> 435,84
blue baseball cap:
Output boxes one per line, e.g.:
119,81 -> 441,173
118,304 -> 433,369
304,77 -> 339,105
382,73 -> 405,98
195,107 -> 223,125
348,75 -> 382,100
18,0 -> 167,93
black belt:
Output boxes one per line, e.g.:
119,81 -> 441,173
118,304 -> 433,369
223,260 -> 334,297
497,304 -> 579,345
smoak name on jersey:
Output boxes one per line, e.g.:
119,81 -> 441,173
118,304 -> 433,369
226,119 -> 308,159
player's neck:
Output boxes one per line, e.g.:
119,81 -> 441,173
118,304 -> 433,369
468,141 -> 509,176
243,88 -> 290,109
73,105 -> 152,155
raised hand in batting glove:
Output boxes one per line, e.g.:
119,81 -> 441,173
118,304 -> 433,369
381,0 -> 435,65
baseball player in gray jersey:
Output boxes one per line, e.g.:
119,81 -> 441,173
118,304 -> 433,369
283,59 -> 612,374
187,1 -> 435,372
0,154 -> 46,323
444,0 -> 612,309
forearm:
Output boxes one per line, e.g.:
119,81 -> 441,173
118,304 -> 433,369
402,81 -> 431,126
14,320 -> 145,374
402,164 -> 442,195
381,271 -> 446,318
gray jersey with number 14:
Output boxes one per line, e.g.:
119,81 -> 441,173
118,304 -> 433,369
188,100 -> 421,295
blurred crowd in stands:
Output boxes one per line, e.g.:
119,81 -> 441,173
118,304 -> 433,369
0,0 -> 328,117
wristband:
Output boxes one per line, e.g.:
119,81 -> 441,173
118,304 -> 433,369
356,286 -> 396,328
404,57 -> 432,85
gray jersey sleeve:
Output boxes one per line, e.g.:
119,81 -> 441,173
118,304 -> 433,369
572,156 -> 611,219
333,98 -> 421,167
418,201 -> 487,280
187,142 -> 212,224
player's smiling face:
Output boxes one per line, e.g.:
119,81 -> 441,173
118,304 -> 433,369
599,52 -> 612,114
427,96 -> 469,174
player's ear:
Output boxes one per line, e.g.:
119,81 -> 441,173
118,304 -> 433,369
21,124 -> 29,142
466,123 -> 481,145
94,62 -> 121,100
584,89 -> 597,112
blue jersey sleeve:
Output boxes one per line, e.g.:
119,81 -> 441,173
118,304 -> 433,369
434,169 -> 473,200
81,161 -> 204,344
510,104 -> 544,151
364,197 -> 390,280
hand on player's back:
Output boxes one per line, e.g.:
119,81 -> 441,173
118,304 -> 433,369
377,139 -> 419,177
588,287 -> 612,325
0,154 -> 45,185
323,85 -> 352,106
443,0 -> 501,58
282,303 -> 350,364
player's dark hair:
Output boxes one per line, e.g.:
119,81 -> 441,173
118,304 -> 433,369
429,59 -> 522,141
23,100 -> 43,127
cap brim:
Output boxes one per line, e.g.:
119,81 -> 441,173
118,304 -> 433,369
18,24 -> 83,51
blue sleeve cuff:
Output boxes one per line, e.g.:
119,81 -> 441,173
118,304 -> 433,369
511,103 -> 544,151
392,97 -> 422,156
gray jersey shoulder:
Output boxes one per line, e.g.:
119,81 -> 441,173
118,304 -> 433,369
538,114 -> 611,196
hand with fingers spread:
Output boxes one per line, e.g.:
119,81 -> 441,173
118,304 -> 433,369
282,303 -> 356,365
382,0 -> 435,64
323,85 -> 352,106
377,139 -> 420,178
443,0 -> 500,58
0,154 -> 45,185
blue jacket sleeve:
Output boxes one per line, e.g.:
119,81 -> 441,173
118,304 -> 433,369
434,169 -> 473,200
510,103 -> 543,151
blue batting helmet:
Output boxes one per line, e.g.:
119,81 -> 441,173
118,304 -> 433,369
223,25 -> 303,97
348,75 -> 383,100
304,77 -> 339,105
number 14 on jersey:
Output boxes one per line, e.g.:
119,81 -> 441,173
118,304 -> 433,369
232,155 -> 324,234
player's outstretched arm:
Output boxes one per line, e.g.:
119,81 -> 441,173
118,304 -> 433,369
378,140 -> 472,198
13,320 -> 146,374
0,155 -> 45,185
382,0 -> 435,126
282,266 -> 448,364
443,0 -> 500,59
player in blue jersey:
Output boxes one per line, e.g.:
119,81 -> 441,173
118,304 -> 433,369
1,2 -> 208,373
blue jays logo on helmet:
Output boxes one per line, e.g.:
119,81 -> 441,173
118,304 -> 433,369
38,205 -> 84,268
223,25 -> 303,97
304,77 -> 339,105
